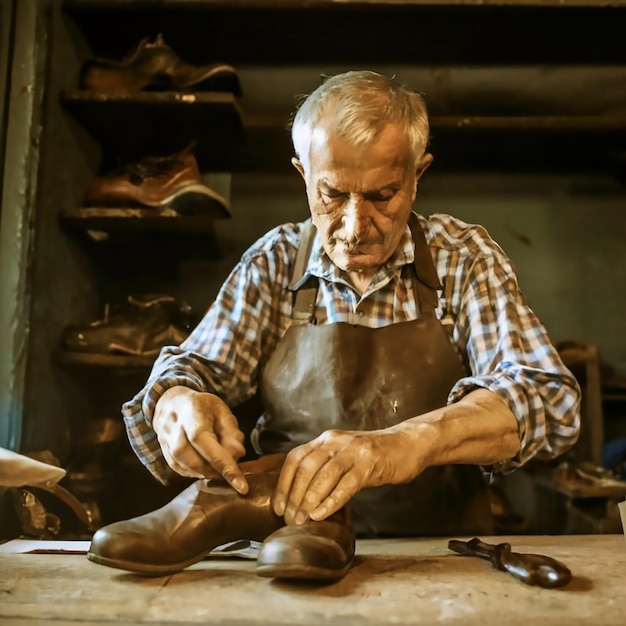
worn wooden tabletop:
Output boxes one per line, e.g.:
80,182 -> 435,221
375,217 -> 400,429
1,534 -> 625,625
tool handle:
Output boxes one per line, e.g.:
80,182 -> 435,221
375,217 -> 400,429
448,538 -> 572,589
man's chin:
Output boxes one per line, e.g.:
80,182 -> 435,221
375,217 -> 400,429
335,255 -> 379,274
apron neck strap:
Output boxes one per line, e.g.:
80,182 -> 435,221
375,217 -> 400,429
408,212 -> 442,311
289,220 -> 318,324
289,214 -> 441,323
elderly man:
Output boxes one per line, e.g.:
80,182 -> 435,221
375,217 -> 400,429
88,71 -> 580,581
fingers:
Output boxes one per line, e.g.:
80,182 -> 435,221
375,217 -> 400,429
153,388 -> 249,493
273,446 -> 324,522
273,430 -> 373,525
214,410 -> 247,461
309,472 -> 361,521
190,428 -> 249,494
159,429 -> 211,479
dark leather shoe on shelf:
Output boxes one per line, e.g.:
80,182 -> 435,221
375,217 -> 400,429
62,294 -> 194,357
256,506 -> 356,582
79,34 -> 242,95
88,472 -> 284,576
84,149 -> 231,218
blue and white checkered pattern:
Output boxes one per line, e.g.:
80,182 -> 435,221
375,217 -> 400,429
123,213 -> 581,483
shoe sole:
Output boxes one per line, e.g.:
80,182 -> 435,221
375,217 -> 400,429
168,187 -> 230,218
88,551 -> 352,581
255,561 -> 352,582
87,549 -> 212,577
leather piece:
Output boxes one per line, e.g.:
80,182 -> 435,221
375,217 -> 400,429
256,507 -> 356,581
79,34 -> 242,95
260,315 -> 467,441
87,472 -> 284,576
257,216 -> 494,537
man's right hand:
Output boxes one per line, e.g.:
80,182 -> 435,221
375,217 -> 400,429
151,386 -> 249,494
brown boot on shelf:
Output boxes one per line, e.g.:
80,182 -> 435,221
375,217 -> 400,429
88,470 -> 285,576
79,34 -> 242,95
61,294 -> 195,357
84,148 -> 231,218
256,506 -> 356,582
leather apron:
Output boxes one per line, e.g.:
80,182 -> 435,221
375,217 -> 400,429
252,215 -> 493,537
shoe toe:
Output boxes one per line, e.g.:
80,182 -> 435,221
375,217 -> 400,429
87,520 -> 193,576
88,522 -> 152,571
256,524 -> 353,581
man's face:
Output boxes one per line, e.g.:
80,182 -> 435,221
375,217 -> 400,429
294,121 -> 424,275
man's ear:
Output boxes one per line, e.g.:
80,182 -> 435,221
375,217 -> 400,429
415,153 -> 433,181
291,157 -> 306,180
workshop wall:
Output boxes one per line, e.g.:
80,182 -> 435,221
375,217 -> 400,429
189,170 -> 626,378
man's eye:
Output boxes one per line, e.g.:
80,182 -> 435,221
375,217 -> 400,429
322,190 -> 344,200
365,190 -> 395,202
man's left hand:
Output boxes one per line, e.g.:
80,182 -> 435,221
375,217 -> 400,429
272,428 -> 416,525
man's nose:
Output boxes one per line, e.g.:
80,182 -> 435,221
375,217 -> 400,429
343,197 -> 370,241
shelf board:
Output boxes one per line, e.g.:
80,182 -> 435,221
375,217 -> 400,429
59,207 -> 223,265
60,207 -> 224,233
60,90 -> 243,169
431,116 -> 626,132
61,1 -> 626,7
55,350 -> 155,369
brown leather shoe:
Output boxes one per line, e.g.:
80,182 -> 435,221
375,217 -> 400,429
88,472 -> 284,576
61,294 -> 194,357
84,149 -> 231,218
79,34 -> 242,95
256,507 -> 356,582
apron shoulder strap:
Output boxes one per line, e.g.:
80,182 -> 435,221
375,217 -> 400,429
289,219 -> 318,324
408,212 -> 442,311
288,214 -> 441,321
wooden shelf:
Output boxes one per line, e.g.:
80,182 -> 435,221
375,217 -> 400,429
61,1 -> 626,7
55,350 -> 155,369
430,116 -> 626,132
60,90 -> 243,170
60,207 -> 223,234
58,208 -> 222,266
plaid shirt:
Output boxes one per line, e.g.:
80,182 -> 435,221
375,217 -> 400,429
123,212 -> 581,483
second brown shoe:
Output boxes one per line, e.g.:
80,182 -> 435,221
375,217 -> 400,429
84,149 -> 231,218
256,507 -> 356,582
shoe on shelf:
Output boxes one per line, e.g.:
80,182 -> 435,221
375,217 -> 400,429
84,147 -> 231,218
61,294 -> 195,357
79,34 -> 242,95
256,506 -> 356,582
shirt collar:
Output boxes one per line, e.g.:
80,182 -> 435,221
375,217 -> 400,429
290,223 -> 415,291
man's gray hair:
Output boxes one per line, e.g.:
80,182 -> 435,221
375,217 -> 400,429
291,71 -> 430,173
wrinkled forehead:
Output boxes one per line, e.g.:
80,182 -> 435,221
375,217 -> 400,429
315,96 -> 394,144
308,119 -> 413,167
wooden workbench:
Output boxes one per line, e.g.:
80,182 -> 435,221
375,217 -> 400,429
1,534 -> 625,625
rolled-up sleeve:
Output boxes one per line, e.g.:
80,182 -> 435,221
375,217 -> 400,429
439,224 -> 581,474
121,225 -> 298,484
